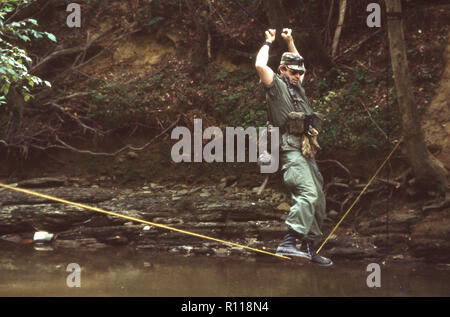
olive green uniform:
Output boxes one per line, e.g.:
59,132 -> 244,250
263,74 -> 326,242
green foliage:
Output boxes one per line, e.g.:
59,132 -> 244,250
312,68 -> 401,151
0,0 -> 56,104
87,78 -> 156,127
202,67 -> 266,128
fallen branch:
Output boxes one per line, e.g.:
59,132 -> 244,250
325,182 -> 350,194
47,102 -> 100,135
375,177 -> 401,188
333,29 -> 382,60
53,116 -> 180,156
31,25 -> 114,75
316,159 -> 354,185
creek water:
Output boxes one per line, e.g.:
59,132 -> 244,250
0,242 -> 448,297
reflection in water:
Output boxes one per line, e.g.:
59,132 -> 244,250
0,242 -> 448,297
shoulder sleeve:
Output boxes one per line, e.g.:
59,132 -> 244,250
261,74 -> 284,97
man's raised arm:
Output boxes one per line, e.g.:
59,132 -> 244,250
255,29 -> 276,87
281,28 -> 305,83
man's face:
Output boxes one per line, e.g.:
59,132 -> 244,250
280,66 -> 303,86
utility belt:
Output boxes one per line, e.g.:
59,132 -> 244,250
259,111 -> 325,166
286,111 -> 324,136
285,111 -> 325,158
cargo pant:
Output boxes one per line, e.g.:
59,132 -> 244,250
280,150 -> 326,242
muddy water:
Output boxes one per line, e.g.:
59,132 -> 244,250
0,242 -> 448,297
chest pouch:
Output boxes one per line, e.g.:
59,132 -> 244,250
287,112 -> 306,136
310,112 -> 324,132
287,111 -> 325,136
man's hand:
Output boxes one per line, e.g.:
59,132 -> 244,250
282,28 -> 300,58
281,28 -> 304,83
256,29 -> 276,86
265,29 -> 276,43
281,28 -> 293,43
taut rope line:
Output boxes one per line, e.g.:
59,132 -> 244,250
0,182 -> 291,260
316,139 -> 402,254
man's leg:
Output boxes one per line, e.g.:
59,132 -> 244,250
275,150 -> 317,259
280,151 -> 332,266
281,150 -> 320,237
305,159 -> 326,241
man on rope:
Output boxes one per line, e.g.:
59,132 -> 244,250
255,28 -> 332,266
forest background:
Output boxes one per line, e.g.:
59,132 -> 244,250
0,0 -> 449,260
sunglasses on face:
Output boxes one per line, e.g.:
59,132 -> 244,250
284,67 -> 304,76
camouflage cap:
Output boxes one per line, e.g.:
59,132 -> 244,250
280,52 -> 305,72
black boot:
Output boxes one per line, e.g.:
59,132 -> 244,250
300,240 -> 333,266
276,230 -> 311,260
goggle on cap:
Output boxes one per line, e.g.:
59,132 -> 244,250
280,52 -> 305,73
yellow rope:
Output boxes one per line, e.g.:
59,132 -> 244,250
0,182 -> 291,260
316,139 -> 402,254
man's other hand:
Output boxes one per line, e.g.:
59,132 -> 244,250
281,28 -> 293,43
265,29 -> 276,43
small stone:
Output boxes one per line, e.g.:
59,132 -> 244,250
143,225 -> 151,231
199,192 -> 210,197
33,231 -> 54,243
215,248 -> 229,257
276,202 -> 291,211
328,210 -> 339,219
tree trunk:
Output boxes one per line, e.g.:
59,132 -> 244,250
331,0 -> 347,57
385,0 -> 448,197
